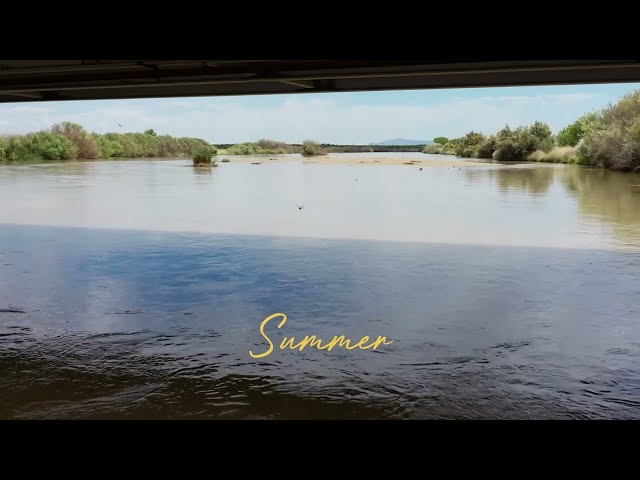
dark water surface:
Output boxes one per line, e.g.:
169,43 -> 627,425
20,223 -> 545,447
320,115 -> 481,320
1,156 -> 639,419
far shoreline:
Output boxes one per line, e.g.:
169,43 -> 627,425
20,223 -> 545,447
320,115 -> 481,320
215,153 -> 488,168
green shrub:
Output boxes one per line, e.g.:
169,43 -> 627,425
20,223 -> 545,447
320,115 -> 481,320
193,146 -> 217,165
492,140 -> 517,161
15,132 -> 75,161
302,140 -> 325,156
578,90 -> 640,171
95,135 -> 124,158
459,147 -> 474,157
557,112 -> 600,147
0,123 -> 215,163
2,136 -> 24,161
453,131 -> 486,157
492,121 -> 554,161
476,135 -> 497,158
0,137 -> 6,160
227,143 -> 258,155
224,140 -> 290,155
51,122 -> 100,159
256,139 -> 290,154
423,144 -> 443,154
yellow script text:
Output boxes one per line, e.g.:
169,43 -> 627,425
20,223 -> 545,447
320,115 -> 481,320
249,313 -> 393,359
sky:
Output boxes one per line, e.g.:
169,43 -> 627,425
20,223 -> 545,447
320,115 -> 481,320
1,83 -> 639,145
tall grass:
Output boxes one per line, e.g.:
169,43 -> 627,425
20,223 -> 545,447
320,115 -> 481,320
528,146 -> 579,163
192,146 -> 218,165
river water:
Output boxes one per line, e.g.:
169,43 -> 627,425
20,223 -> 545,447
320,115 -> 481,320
0,154 -> 639,419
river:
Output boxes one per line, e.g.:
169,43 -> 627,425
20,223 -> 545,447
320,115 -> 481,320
0,153 -> 639,419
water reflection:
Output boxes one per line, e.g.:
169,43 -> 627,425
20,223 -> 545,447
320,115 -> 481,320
1,155 -> 640,419
560,166 -> 640,223
1,225 -> 639,419
193,165 -> 214,176
464,164 -> 557,195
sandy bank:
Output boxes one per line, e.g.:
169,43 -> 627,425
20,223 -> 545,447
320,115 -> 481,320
217,154 -> 488,168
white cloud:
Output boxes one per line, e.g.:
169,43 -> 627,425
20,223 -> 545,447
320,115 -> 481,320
0,90 -> 608,144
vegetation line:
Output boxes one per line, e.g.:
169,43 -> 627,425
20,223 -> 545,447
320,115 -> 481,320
0,123 -> 212,163
424,89 -> 640,172
3,89 -> 640,172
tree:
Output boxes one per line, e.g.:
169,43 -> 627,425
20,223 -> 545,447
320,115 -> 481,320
51,122 -> 99,159
578,90 -> 640,170
492,121 -> 554,161
557,112 -> 599,146
433,136 -> 449,145
530,121 -> 553,141
144,129 -> 157,136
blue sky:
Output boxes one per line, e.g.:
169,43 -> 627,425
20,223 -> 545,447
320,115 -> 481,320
1,83 -> 639,144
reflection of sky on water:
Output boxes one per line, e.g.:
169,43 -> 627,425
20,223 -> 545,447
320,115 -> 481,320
1,157 -> 639,419
1,225 -> 639,419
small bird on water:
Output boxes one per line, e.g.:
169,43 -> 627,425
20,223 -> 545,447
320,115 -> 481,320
297,204 -> 304,210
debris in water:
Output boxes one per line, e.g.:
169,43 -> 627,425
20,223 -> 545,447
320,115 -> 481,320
0,308 -> 25,313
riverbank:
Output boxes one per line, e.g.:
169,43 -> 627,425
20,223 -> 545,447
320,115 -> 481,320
423,90 -> 640,172
422,146 -> 584,166
217,154 -> 484,168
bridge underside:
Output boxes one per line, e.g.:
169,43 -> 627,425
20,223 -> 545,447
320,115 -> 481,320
1,60 -> 640,103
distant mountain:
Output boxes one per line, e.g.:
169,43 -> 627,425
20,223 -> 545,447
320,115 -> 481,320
371,138 -> 433,146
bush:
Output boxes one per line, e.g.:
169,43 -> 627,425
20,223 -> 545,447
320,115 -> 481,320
226,143 -> 258,155
492,140 -> 517,161
492,121 -> 554,161
193,146 -> 217,165
557,112 -> 600,147
51,122 -> 100,159
460,147 -> 475,157
578,90 -> 640,171
423,144 -> 443,154
224,140 -> 290,155
17,132 -> 75,161
454,131 -> 486,157
256,139 -> 290,154
476,135 -> 497,158
0,123 -> 215,163
95,135 -> 124,158
1,136 -> 25,161
302,140 -> 325,156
